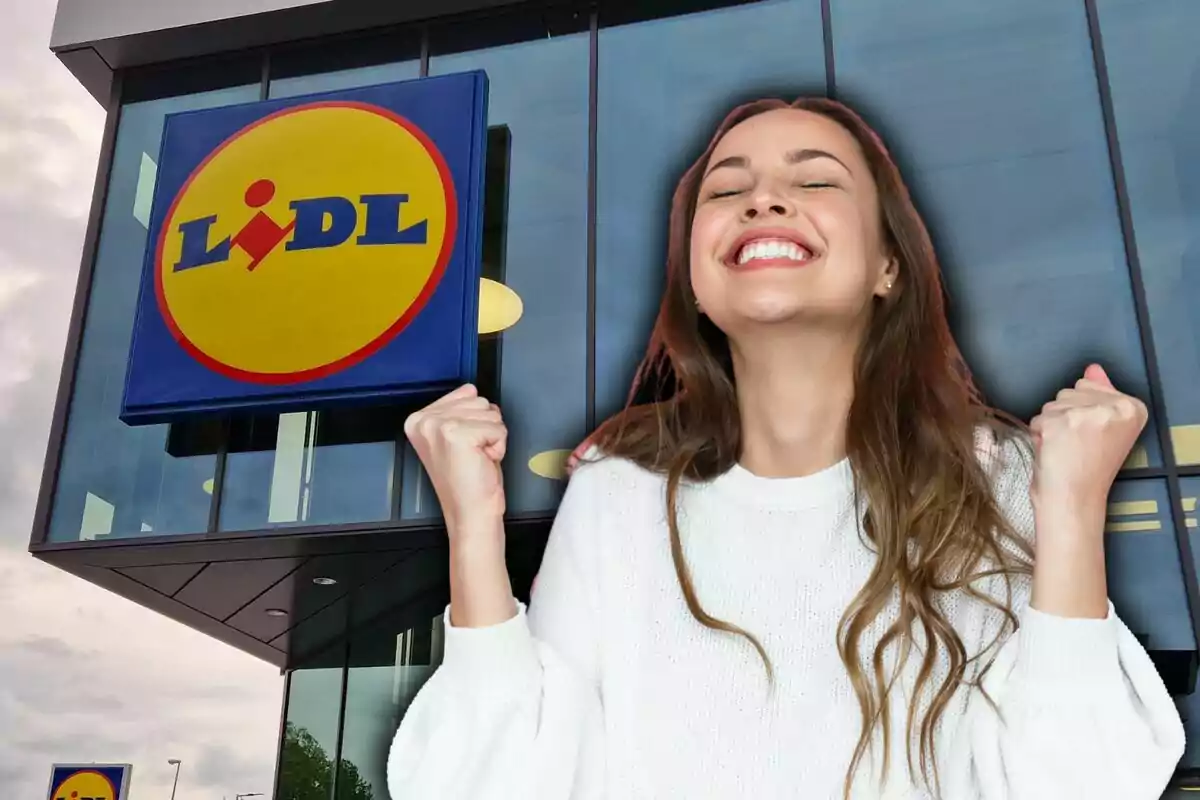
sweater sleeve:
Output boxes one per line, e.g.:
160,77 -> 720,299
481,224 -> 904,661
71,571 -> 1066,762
386,461 -> 607,800
964,432 -> 1185,799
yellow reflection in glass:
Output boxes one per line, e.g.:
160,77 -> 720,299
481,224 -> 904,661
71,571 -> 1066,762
479,278 -> 523,335
528,449 -> 571,481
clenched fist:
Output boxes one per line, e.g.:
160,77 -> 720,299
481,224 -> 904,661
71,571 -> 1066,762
404,384 -> 508,537
1029,363 -> 1148,530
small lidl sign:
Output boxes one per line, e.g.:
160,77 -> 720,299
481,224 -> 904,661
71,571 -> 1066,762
46,764 -> 132,800
121,71 -> 488,423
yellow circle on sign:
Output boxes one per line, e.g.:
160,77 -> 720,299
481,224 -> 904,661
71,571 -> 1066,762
156,101 -> 455,384
52,771 -> 118,800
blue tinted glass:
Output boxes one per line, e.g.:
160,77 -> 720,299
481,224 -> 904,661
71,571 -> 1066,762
270,60 -> 421,100
594,0 -> 827,419
407,31 -> 589,518
1105,480 -> 1194,651
279,666 -> 345,800
222,60 -> 443,532
218,409 -> 397,532
831,0 -> 1162,466
338,614 -> 444,798
1097,0 -> 1200,466
48,85 -> 258,542
1174,477 -> 1200,769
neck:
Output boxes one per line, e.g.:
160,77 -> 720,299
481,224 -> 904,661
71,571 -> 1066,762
730,327 -> 859,478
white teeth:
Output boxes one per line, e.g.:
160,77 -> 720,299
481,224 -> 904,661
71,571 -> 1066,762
736,238 -> 810,266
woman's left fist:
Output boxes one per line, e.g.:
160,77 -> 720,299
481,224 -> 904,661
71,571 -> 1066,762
1029,363 -> 1148,515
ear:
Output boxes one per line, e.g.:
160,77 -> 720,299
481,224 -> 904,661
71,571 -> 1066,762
874,256 -> 899,297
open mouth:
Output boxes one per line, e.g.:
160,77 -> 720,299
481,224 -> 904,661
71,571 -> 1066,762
725,229 -> 819,269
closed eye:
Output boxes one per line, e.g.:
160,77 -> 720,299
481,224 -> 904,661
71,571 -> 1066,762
706,188 -> 744,199
798,181 -> 837,190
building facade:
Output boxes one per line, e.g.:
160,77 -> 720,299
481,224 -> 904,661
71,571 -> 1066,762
34,0 -> 1200,796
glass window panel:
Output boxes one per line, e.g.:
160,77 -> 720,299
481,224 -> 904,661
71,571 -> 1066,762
830,0 -> 1162,466
594,0 -> 827,419
268,29 -> 422,99
337,613 -> 445,799
399,124 -> 513,523
407,16 -> 589,517
219,407 -> 398,531
48,84 -> 260,542
1173,477 -> 1200,771
1097,0 -> 1200,466
121,55 -> 263,105
1105,480 -> 1194,652
278,664 -> 345,800
217,37 -> 428,533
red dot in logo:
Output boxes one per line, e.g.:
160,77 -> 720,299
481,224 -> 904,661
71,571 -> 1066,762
244,179 -> 276,208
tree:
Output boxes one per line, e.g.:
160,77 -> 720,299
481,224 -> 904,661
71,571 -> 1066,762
278,722 -> 374,800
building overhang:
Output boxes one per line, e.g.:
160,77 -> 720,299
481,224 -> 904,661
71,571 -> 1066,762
30,516 -> 552,670
50,0 -> 528,103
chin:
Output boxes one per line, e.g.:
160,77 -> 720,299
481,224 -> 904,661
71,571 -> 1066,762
707,297 -> 804,330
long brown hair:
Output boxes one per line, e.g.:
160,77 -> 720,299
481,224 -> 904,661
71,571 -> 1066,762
587,98 -> 1034,797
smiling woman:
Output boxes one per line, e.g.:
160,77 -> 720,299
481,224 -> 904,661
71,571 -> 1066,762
388,92 -> 1184,799
30,1 -> 1200,797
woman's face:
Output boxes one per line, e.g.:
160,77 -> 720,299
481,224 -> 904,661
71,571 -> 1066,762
690,108 -> 896,334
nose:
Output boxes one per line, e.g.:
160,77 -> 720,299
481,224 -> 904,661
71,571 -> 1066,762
740,185 -> 795,221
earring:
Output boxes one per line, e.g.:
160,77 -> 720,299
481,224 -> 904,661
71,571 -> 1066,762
885,278 -> 894,291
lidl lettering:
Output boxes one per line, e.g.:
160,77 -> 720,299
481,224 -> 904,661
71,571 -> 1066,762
174,178 -> 429,272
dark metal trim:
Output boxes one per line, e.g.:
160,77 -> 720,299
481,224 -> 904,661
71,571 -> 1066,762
1084,0 -> 1200,651
1176,466 -> 1200,479
820,0 -> 836,99
170,562 -> 208,599
271,669 -> 292,800
329,632 -> 351,800
420,25 -> 431,76
1119,466 -> 1172,479
585,7 -> 599,432
259,49 -> 270,100
1116,465 -> 1200,480
28,71 -> 124,549
391,427 -> 407,521
207,418 -> 231,533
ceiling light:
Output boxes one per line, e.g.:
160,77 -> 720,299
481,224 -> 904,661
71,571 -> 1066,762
265,608 -> 288,617
312,576 -> 337,586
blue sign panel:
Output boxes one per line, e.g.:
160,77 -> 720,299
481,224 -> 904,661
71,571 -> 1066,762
46,764 -> 133,800
121,71 -> 489,424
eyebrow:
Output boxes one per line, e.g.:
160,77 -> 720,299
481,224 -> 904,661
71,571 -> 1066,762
703,148 -> 852,179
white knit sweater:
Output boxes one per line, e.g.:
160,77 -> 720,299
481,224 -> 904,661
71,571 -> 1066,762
387,435 -> 1184,799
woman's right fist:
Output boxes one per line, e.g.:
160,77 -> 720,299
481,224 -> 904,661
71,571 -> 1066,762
404,384 -> 507,535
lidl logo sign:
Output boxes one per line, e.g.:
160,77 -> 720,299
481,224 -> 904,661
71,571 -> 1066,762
160,102 -> 454,383
122,72 -> 488,423
46,765 -> 131,800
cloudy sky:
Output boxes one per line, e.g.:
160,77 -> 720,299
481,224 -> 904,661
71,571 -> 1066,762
0,3 -> 282,798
